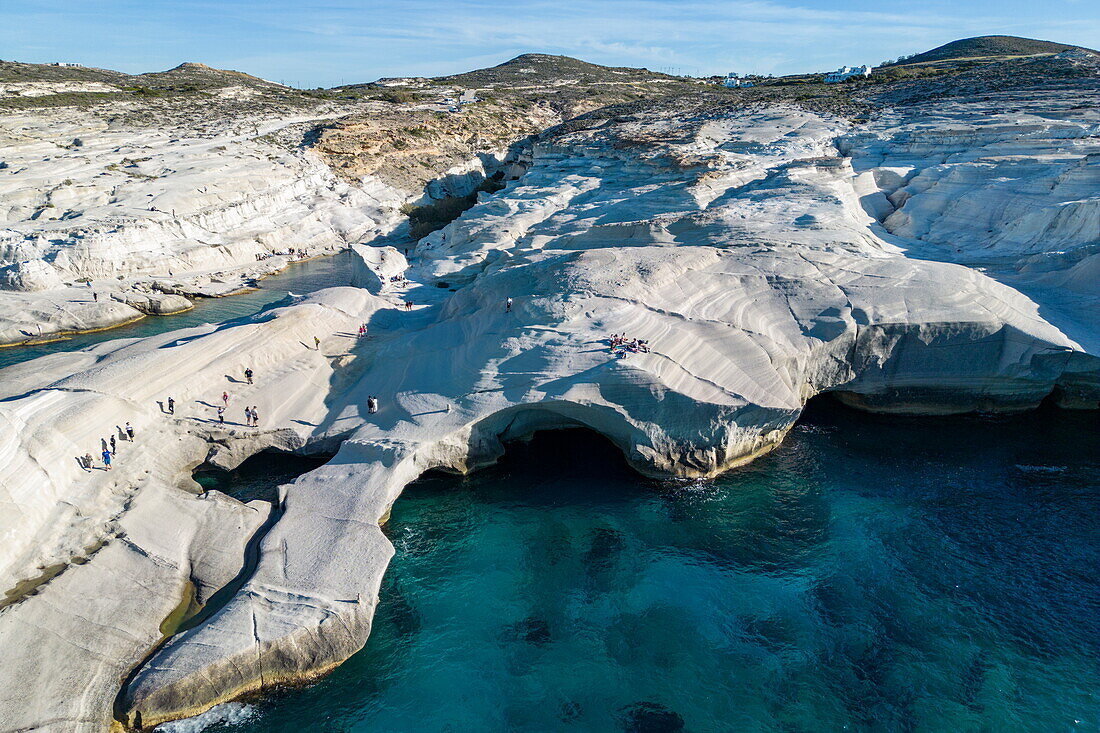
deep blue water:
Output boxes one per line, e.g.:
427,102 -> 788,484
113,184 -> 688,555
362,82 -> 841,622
191,403 -> 1099,732
0,253 -> 352,371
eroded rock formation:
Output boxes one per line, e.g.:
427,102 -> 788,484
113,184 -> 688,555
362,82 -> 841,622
0,54 -> 1097,732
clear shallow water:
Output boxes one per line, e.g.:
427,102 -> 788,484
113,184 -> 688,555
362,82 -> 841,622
196,403 -> 1099,733
0,253 -> 353,371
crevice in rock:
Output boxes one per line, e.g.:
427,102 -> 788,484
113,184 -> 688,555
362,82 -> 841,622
191,449 -> 333,503
112,448 -> 334,731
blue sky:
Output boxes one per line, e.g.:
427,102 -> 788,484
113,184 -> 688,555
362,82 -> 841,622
7,0 -> 1100,87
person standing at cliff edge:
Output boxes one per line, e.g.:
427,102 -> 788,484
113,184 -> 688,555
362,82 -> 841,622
167,397 -> 174,414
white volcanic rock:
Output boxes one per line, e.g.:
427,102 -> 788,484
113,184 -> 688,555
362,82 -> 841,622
0,107 -> 407,343
0,81 -> 122,98
111,290 -> 193,315
349,242 -> 409,294
0,487 -> 267,733
838,89 -> 1100,355
0,95 -> 1096,730
0,258 -> 65,291
116,104 -> 1097,726
0,286 -> 388,731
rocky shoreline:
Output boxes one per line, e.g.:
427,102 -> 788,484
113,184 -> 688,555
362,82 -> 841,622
0,50 -> 1097,732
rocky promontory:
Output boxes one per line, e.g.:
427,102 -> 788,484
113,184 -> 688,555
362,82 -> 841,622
0,43 -> 1096,731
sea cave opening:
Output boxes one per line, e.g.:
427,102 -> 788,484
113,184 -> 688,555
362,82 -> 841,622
168,410 -> 1098,732
192,450 -> 334,504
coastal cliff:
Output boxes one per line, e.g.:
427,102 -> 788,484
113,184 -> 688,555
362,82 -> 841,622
0,45 -> 1096,731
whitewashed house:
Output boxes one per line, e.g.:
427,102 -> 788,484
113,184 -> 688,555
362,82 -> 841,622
723,73 -> 754,88
824,65 -> 871,83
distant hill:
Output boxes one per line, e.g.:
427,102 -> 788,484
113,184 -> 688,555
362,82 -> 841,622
438,53 -> 679,88
0,60 -> 281,90
134,62 -> 283,90
884,35 -> 1095,67
0,60 -> 130,85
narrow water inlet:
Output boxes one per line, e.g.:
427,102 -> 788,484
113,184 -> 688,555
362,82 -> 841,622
181,449 -> 335,633
113,450 -> 336,730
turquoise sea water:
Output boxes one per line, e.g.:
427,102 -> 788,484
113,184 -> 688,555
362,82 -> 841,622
0,253 -> 352,371
5,255 -> 1094,731
203,403 -> 1098,732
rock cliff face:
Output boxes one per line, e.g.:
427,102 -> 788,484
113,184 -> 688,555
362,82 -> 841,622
0,106 -> 407,343
0,55 -> 1097,732
311,100 -> 560,192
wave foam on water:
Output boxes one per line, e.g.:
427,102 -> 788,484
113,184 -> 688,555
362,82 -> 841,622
154,703 -> 259,732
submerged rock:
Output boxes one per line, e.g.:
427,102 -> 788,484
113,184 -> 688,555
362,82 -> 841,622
620,701 -> 686,732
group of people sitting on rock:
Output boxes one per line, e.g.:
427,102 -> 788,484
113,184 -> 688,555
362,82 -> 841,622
371,268 -> 408,289
78,422 -> 135,471
255,247 -> 304,262
608,333 -> 650,355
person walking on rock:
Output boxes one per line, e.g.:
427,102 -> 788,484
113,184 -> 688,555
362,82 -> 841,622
217,406 -> 225,424
102,449 -> 112,471
83,452 -> 94,471
125,422 -> 134,441
222,391 -> 229,406
167,397 -> 175,414
314,336 -> 321,350
251,406 -> 259,427
109,435 -> 116,455
245,368 -> 253,385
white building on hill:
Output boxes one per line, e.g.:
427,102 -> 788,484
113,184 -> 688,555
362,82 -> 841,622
723,73 -> 754,88
824,65 -> 871,83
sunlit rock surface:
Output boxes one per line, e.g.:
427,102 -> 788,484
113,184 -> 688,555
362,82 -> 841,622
0,73 -> 1097,730
0,108 -> 405,343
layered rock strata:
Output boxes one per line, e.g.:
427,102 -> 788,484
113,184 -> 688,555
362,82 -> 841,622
0,89 -> 1096,730
0,107 -> 405,344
